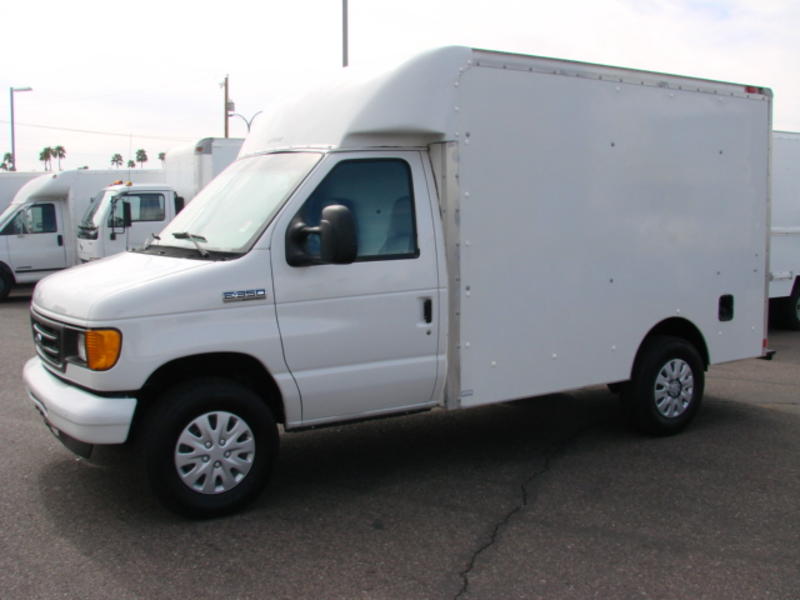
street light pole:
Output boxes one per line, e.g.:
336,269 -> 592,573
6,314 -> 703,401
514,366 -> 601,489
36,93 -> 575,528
9,86 -> 32,172
228,111 -> 263,133
342,0 -> 348,67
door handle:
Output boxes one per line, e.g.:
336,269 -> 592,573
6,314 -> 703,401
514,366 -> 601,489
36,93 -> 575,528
423,298 -> 432,324
57,234 -> 63,247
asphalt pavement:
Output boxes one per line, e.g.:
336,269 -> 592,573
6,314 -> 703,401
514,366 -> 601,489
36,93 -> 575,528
1,286 -> 798,600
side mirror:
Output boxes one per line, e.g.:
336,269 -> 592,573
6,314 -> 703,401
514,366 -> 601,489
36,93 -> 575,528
319,205 -> 357,264
286,203 -> 357,267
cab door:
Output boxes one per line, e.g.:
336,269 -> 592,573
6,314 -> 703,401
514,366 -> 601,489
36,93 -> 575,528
271,152 -> 442,425
108,192 -> 169,253
3,202 -> 67,277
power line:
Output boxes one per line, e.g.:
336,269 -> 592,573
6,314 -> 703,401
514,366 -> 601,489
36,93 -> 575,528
0,119 -> 192,142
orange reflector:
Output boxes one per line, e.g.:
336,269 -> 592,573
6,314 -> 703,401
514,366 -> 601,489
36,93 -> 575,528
85,329 -> 122,371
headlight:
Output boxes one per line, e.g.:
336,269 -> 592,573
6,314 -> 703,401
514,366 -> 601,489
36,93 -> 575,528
77,333 -> 87,362
78,329 -> 122,371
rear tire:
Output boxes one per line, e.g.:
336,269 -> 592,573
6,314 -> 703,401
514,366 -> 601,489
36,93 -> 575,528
623,335 -> 704,436
779,284 -> 800,330
143,378 -> 278,518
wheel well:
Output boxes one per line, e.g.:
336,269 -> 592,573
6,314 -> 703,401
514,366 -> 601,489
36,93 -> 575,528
132,353 -> 286,437
635,318 -> 710,372
0,261 -> 14,283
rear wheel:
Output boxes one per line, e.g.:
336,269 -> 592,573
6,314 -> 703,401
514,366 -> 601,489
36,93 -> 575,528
143,378 -> 278,518
623,335 -> 704,435
780,283 -> 800,330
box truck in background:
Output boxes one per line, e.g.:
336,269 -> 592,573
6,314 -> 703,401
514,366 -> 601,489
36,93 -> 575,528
23,47 -> 771,517
164,137 -> 243,200
76,138 -> 243,262
769,131 -> 800,328
0,168 -> 164,299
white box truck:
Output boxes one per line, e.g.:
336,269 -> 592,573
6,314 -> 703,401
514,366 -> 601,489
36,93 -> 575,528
76,138 -> 243,262
0,168 -> 164,299
768,131 -> 800,328
23,47 -> 771,517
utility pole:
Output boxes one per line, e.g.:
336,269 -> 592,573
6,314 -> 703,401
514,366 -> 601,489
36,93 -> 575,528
342,0 -> 349,67
223,75 -> 230,138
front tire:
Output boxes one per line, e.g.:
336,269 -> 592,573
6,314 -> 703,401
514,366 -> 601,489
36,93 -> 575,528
0,270 -> 12,301
143,378 -> 278,518
623,336 -> 704,436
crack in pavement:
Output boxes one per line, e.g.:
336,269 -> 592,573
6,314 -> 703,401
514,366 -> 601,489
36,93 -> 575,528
453,425 -> 591,600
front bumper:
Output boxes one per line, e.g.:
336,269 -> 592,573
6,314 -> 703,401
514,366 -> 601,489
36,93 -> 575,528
23,357 -> 137,447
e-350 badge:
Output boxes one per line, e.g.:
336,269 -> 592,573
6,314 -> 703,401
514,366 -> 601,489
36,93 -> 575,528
223,289 -> 267,303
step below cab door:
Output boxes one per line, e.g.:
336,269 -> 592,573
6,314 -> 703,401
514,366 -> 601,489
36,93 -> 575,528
271,151 -> 442,425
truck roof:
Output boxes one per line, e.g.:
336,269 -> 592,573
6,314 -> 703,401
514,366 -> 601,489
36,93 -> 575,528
240,46 -> 771,157
103,182 -> 173,192
8,169 -> 165,209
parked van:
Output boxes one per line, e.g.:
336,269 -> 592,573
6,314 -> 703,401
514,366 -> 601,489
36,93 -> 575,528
23,47 -> 771,516
0,168 -> 163,299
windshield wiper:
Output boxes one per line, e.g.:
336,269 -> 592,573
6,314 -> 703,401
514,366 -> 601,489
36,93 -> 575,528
172,231 -> 210,258
144,233 -> 161,249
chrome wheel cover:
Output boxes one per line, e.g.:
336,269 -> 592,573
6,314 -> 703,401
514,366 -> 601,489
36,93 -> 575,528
653,358 -> 694,418
174,411 -> 255,494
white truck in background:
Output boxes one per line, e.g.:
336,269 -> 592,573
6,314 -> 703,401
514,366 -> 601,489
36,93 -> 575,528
76,138 -> 243,262
23,47 -> 771,517
0,168 -> 164,299
769,131 -> 800,328
0,172 -> 40,214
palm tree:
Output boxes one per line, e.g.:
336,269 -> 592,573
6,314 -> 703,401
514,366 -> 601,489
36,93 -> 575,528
158,151 -> 166,166
127,159 -> 136,168
2,152 -> 12,171
111,153 -> 123,168
135,149 -> 148,168
52,145 -> 66,170
39,147 -> 54,171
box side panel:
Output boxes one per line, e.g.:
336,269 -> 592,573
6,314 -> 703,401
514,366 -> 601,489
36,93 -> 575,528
455,63 -> 770,408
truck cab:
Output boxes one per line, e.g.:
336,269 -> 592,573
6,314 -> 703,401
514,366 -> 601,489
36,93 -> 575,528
0,199 -> 67,297
77,182 -> 184,262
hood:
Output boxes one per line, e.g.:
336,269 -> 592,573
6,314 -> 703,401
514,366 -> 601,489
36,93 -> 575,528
33,250 -> 268,322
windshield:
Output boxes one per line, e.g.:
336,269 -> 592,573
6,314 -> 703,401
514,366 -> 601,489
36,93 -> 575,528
155,152 -> 321,254
0,203 -> 19,232
80,190 -> 113,228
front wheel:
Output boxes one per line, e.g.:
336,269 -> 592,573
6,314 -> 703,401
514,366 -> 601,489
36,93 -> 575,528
622,336 -> 705,436
143,378 -> 279,518
0,270 -> 12,301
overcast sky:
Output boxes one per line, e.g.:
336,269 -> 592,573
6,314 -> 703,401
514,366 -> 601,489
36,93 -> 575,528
2,0 -> 798,172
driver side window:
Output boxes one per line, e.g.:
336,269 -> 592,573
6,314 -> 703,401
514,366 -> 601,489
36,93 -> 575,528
0,204 -> 57,235
296,159 -> 418,262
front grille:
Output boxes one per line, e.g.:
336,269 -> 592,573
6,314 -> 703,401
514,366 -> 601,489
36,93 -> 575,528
31,312 -> 66,371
